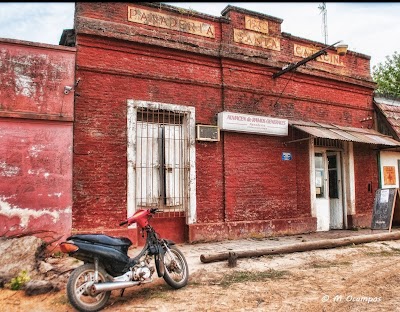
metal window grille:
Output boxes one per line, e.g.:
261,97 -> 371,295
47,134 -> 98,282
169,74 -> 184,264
135,108 -> 189,217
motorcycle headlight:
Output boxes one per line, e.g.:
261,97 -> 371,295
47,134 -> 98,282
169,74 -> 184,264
60,242 -> 79,253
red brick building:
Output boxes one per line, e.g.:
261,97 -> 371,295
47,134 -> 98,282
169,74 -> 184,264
65,2 -> 400,245
0,38 -> 75,243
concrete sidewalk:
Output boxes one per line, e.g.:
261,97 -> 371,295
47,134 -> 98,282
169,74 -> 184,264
177,228 -> 400,273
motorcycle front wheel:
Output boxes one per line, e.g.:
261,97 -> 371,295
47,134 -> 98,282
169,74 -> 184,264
162,245 -> 189,289
66,263 -> 111,312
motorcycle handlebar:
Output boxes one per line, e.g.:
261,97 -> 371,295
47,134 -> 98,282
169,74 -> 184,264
119,220 -> 128,226
150,208 -> 164,214
120,208 -> 164,226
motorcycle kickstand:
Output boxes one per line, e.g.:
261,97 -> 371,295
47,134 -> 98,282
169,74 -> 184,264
120,288 -> 125,297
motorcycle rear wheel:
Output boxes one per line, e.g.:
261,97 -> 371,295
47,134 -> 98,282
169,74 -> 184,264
162,245 -> 189,289
67,263 -> 111,312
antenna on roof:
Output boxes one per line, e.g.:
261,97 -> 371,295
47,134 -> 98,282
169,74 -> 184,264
318,2 -> 328,44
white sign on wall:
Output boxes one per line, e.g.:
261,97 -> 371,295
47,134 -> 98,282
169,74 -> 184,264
217,111 -> 288,136
379,151 -> 400,188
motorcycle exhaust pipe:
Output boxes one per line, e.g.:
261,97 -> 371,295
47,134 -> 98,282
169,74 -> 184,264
90,279 -> 152,294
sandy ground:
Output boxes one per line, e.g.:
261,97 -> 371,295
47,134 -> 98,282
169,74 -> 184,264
1,232 -> 400,312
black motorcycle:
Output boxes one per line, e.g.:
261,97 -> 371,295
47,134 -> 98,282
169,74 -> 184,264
60,208 -> 189,312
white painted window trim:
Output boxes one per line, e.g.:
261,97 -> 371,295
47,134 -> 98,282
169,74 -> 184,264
126,99 -> 196,225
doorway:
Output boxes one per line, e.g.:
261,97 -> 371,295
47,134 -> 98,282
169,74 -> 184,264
314,150 -> 344,231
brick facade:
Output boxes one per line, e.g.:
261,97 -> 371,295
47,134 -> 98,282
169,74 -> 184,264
71,3 -> 378,245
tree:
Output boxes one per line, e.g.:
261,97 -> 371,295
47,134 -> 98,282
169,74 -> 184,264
372,51 -> 400,99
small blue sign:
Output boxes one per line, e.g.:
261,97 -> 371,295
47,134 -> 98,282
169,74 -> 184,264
282,152 -> 292,161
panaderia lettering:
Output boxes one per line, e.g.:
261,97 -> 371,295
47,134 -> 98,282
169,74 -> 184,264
128,7 -> 215,38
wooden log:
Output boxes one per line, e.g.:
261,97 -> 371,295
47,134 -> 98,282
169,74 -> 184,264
200,231 -> 400,263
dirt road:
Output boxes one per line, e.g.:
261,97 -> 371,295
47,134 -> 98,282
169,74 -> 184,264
1,237 -> 400,312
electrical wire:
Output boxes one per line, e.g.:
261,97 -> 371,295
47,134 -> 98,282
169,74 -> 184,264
273,70 -> 295,107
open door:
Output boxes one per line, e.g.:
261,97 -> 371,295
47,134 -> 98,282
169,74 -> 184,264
314,150 -> 344,231
327,152 -> 344,229
315,152 -> 329,231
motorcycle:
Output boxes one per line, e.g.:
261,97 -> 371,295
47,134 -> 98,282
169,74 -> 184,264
59,208 -> 189,312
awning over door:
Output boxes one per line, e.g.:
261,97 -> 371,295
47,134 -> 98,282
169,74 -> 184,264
289,120 -> 400,146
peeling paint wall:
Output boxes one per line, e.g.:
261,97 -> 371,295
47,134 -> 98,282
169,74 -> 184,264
0,39 -> 75,244
0,120 -> 73,241
0,38 -> 75,121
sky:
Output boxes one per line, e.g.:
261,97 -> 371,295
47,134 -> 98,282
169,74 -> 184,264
0,2 -> 399,71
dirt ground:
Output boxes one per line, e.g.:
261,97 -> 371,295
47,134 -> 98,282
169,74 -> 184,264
1,236 -> 400,312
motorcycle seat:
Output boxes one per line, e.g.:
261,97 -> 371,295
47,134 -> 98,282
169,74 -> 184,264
69,234 -> 132,247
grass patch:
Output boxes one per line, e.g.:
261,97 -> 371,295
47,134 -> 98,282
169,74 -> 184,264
214,269 -> 289,288
308,260 -> 352,269
365,247 -> 400,257
132,284 -> 170,300
8,270 -> 30,290
52,294 -> 69,306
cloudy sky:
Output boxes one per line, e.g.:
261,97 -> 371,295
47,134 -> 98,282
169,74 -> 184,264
0,2 -> 399,71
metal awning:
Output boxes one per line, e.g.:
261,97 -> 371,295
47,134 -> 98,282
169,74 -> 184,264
289,120 -> 400,146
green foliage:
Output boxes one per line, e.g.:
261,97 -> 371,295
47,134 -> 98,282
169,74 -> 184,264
52,251 -> 64,258
9,270 -> 31,290
372,51 -> 400,98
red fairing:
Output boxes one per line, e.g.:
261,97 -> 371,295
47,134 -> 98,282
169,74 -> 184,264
127,209 -> 150,228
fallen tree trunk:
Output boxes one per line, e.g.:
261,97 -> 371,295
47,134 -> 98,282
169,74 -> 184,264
200,231 -> 400,263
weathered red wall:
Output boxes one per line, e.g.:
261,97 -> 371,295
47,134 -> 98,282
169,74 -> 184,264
0,120 -> 72,238
72,3 -> 376,244
72,38 -> 224,243
0,38 -> 75,245
351,143 -> 379,227
0,39 -> 75,121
